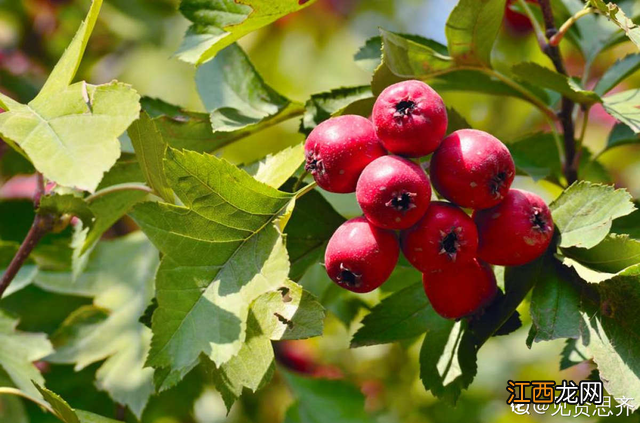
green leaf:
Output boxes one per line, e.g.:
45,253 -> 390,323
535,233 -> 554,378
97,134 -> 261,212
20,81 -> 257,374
529,254 -> 581,343
284,186 -> 344,281
550,181 -> 636,249
579,268 -> 640,411
594,53 -> 640,95
0,0 -> 140,192
512,63 -> 601,105
300,86 -> 374,135
128,112 -> 173,202
196,43 -> 304,134
444,0 -> 506,67
351,283 -> 440,347
38,194 -> 94,228
354,36 -> 383,73
243,144 -> 304,189
602,89 -> 640,133
283,371 -> 375,423
605,122 -> 638,151
589,0 -> 640,50
508,132 -> 562,181
419,319 -> 477,404
380,29 -> 453,78
176,0 -> 318,65
611,203 -> 640,238
560,338 -> 592,370
38,233 -> 159,418
131,148 -> 295,379
34,384 -> 120,423
446,107 -> 471,135
0,310 -> 53,399
562,234 -> 640,278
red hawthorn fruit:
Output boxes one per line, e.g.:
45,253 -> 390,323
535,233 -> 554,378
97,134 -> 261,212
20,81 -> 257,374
504,0 -> 536,34
356,155 -> 431,230
372,80 -> 448,157
401,201 -> 478,272
304,115 -> 386,193
423,259 -> 498,320
324,216 -> 399,293
473,189 -> 554,266
430,129 -> 515,210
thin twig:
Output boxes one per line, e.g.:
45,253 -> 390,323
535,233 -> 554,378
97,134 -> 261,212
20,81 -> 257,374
292,171 -> 309,192
538,0 -> 579,185
549,7 -> 594,47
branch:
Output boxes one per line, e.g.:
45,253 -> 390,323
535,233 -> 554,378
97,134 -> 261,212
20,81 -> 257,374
0,173 -> 53,299
538,0 -> 579,185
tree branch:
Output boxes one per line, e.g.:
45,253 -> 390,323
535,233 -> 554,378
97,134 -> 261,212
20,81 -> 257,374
538,0 -> 579,185
0,173 -> 53,299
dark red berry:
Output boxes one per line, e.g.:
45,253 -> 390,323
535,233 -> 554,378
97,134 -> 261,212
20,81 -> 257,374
372,80 -> 448,157
473,189 -> 554,266
304,115 -> 386,193
504,0 -> 535,35
356,156 -> 431,230
401,201 -> 478,272
423,259 -> 498,320
430,129 -> 515,210
324,217 -> 399,293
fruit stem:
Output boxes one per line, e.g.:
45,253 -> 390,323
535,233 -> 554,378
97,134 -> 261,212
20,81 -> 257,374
0,173 -> 53,299
85,182 -> 154,203
292,170 -> 309,192
295,181 -> 317,199
538,0 -> 579,185
549,7 -> 594,47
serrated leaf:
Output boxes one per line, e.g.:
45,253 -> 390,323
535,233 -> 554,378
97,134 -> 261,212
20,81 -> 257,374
243,144 -> 304,189
444,0 -> 506,67
589,0 -> 640,50
283,371 -> 375,423
512,63 -> 601,105
38,194 -> 94,228
0,0 -> 140,192
602,89 -> 640,133
563,234 -> 640,277
176,0 -> 318,65
529,254 -> 581,343
131,148 -> 295,380
0,310 -> 53,399
285,186 -> 344,281
300,86 -> 373,135
34,384 -> 120,423
419,319 -> 477,404
380,29 -> 453,78
550,181 -> 636,248
128,112 -> 173,202
196,43 -> 304,135
351,283 -> 441,348
38,233 -> 158,418
611,202 -> 640,238
354,36 -> 382,73
560,338 -> 592,370
508,132 -> 562,181
594,53 -> 640,95
605,122 -> 638,151
579,268 -> 640,411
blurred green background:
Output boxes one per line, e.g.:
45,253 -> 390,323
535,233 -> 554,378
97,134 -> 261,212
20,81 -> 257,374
1,0 -> 640,422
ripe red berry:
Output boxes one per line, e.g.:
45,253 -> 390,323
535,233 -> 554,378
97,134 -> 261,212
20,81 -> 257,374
504,0 -> 535,35
473,189 -> 554,266
356,156 -> 431,230
401,201 -> 478,272
305,115 -> 386,193
423,259 -> 498,320
372,80 -> 448,157
430,129 -> 515,210
324,217 -> 399,293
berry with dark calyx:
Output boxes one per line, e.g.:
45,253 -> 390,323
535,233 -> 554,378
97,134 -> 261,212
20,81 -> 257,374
423,259 -> 498,320
372,80 -> 448,157
324,217 -> 399,293
356,156 -> 431,230
304,115 -> 386,193
473,189 -> 554,266
401,201 -> 478,272
430,129 -> 515,210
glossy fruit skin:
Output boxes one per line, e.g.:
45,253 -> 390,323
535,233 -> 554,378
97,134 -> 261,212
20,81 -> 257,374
372,80 -> 448,157
505,0 -> 535,34
430,129 -> 515,210
473,189 -> 554,266
304,115 -> 386,193
356,156 -> 431,230
324,217 -> 399,293
401,201 -> 478,272
423,259 -> 498,320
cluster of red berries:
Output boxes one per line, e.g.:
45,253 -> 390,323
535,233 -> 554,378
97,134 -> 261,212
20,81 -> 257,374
305,80 -> 554,320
